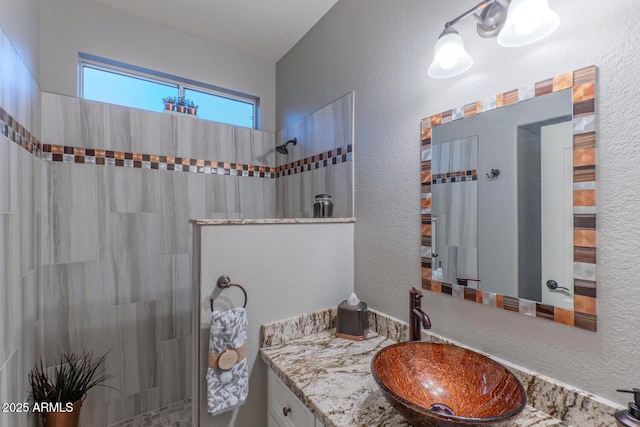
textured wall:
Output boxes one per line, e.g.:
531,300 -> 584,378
276,0 -> 640,405
39,0 -> 276,132
0,25 -> 41,427
196,222 -> 354,427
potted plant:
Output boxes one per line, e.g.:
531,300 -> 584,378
162,96 -> 176,111
186,100 -> 198,115
175,96 -> 187,113
29,350 -> 113,427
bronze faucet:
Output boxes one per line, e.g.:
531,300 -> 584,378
410,287 -> 431,341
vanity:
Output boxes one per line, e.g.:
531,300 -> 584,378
260,308 -> 619,427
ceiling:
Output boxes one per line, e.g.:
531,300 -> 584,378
90,0 -> 339,63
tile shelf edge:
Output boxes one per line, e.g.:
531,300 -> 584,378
190,217 -> 356,225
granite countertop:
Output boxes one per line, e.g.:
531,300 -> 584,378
260,329 -> 568,427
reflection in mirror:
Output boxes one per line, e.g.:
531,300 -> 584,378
420,66 -> 597,331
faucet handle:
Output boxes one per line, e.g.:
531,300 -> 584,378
410,287 -> 423,298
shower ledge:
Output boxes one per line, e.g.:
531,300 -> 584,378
191,217 -> 355,225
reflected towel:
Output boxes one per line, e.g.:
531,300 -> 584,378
207,307 -> 249,416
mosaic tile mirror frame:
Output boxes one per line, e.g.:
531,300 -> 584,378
420,66 -> 597,331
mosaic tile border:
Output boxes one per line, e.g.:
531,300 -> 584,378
275,145 -> 353,178
432,169 -> 478,184
1,105 -> 352,179
420,65 -> 597,332
0,107 -> 42,154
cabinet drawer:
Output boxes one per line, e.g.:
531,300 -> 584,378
268,369 -> 315,427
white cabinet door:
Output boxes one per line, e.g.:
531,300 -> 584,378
315,417 -> 325,427
268,369 -> 315,427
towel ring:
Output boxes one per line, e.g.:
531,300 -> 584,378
210,275 -> 248,312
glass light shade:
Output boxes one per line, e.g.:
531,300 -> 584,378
428,28 -> 473,79
497,0 -> 560,47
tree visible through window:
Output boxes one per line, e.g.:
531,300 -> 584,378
80,55 -> 258,129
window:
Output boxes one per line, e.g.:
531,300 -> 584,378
79,53 -> 259,129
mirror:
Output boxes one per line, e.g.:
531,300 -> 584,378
420,66 -> 597,331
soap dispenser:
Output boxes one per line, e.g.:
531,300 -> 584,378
615,388 -> 640,427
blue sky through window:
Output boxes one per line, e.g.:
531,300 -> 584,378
83,66 -> 178,113
185,88 -> 254,128
82,65 -> 256,128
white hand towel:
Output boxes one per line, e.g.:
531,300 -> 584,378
207,307 -> 249,416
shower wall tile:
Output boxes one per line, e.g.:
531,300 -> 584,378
105,213 -> 161,305
158,254 -> 191,341
159,172 -> 191,255
234,127 -> 276,166
0,349 -> 27,427
21,269 -> 37,400
79,98 -> 108,150
105,301 -> 159,400
41,162 -> 105,265
0,134 -> 20,212
276,92 -> 354,164
0,213 -> 22,366
40,261 -> 107,366
130,107 -> 177,156
41,92 -> 82,148
19,148 -> 36,275
159,336 -> 192,407
206,174 -> 240,215
104,102 -> 133,153
203,120 -> 235,161
105,167 -> 161,213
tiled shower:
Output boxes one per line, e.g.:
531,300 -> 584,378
0,23 -> 353,426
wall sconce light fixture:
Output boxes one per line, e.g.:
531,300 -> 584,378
428,0 -> 560,79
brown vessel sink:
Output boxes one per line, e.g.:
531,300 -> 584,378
371,342 -> 527,427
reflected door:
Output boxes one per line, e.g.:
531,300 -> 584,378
541,121 -> 573,309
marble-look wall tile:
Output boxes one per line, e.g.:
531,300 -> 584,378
105,213 -> 161,305
0,349 -> 28,427
159,336 -> 192,407
203,120 -> 235,162
130,108 -> 176,156
79,98 -> 108,150
103,102 -> 133,153
105,301 -> 159,400
41,92 -> 82,148
276,92 -> 353,165
0,135 -> 20,212
19,148 -> 35,275
159,172 -> 191,255
21,269 -> 37,399
0,213 -> 21,366
40,261 -> 107,366
158,254 -> 191,341
105,167 -> 160,214
41,162 -> 105,265
234,127 -> 276,166
205,174 -> 240,215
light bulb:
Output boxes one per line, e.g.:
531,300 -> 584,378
498,0 -> 560,47
428,27 -> 473,79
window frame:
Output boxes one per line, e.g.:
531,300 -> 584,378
78,52 -> 260,129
